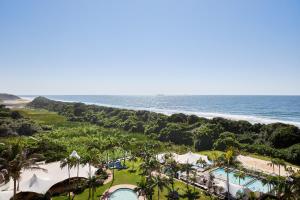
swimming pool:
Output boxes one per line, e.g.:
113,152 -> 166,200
109,188 -> 138,200
211,168 -> 274,194
211,168 -> 254,186
245,179 -> 272,193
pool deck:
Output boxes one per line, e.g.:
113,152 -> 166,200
101,184 -> 146,200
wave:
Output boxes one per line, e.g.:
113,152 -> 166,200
21,96 -> 300,127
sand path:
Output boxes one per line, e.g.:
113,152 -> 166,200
237,155 -> 299,176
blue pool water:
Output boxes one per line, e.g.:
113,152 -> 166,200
246,180 -> 272,193
212,168 -> 254,186
212,168 -> 273,194
109,188 -> 138,200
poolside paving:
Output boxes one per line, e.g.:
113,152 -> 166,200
101,184 -> 145,200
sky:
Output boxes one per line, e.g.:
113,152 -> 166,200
0,0 -> 300,95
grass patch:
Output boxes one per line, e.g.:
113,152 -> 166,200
16,109 -> 72,127
53,160 -> 212,200
197,150 -> 224,159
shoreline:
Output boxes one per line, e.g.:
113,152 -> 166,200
21,96 -> 300,128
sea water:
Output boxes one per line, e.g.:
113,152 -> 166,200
21,95 -> 300,127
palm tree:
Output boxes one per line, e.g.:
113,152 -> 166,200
181,163 -> 194,190
210,152 -> 219,167
87,176 -> 99,200
81,148 -> 101,200
128,151 -> 138,172
196,157 -> 207,168
190,171 -> 197,192
140,157 -> 160,178
207,173 -> 215,193
135,178 -> 148,200
105,136 -> 118,181
267,159 -> 276,174
261,175 -> 273,193
280,182 -> 297,200
181,188 -> 200,200
234,171 -> 246,185
165,158 -> 180,193
60,156 -> 77,200
165,190 -> 180,200
69,151 -> 81,190
139,143 -> 160,200
152,176 -> 168,200
224,148 -> 234,200
0,143 -> 45,200
285,166 -> 295,177
276,159 -> 286,177
119,136 -> 135,167
275,176 -> 287,198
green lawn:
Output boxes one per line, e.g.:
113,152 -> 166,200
52,160 -> 212,200
17,109 -> 66,122
15,108 -> 85,128
197,150 -> 224,159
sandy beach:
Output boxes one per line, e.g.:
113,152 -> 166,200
1,99 -> 31,109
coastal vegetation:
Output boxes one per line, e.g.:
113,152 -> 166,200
0,105 -> 43,137
0,99 -> 300,199
25,96 -> 300,165
0,97 -> 299,200
0,93 -> 20,101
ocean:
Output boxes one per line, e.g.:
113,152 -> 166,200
21,95 -> 300,127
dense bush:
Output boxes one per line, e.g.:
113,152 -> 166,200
0,105 -> 42,137
27,97 -> 300,165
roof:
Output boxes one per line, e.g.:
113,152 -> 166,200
0,161 -> 96,200
156,151 -> 211,165
176,151 -> 210,165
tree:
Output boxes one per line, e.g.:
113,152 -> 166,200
165,190 -> 180,200
164,156 -> 180,193
196,158 -> 207,168
213,132 -> 240,151
192,124 -> 220,151
207,173 -> 215,193
81,148 -> 102,200
105,136 -> 118,181
234,171 -> 246,185
270,126 -> 300,148
224,147 -> 234,200
128,150 -> 138,172
0,143 -> 45,200
181,188 -> 200,200
181,163 -> 194,190
60,156 -> 77,200
261,175 -> 273,193
87,176 -> 102,200
135,178 -> 148,200
267,159 -> 276,174
190,171 -> 197,192
276,159 -> 286,176
152,176 -> 168,200
209,151 -> 220,167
